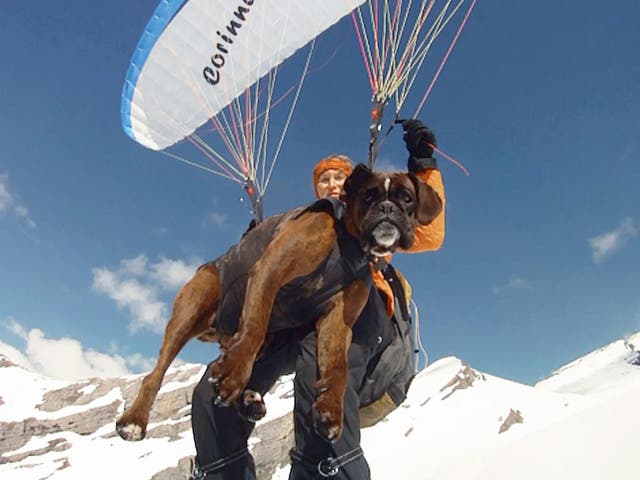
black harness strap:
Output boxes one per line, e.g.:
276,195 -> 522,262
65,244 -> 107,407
191,448 -> 249,478
290,446 -> 365,477
288,197 -> 373,315
382,264 -> 411,328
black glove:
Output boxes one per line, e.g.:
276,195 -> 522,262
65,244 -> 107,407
401,119 -> 438,173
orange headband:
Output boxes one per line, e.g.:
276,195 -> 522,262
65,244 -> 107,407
312,155 -> 354,198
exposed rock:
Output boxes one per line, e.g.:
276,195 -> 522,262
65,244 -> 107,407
170,365 -> 206,385
440,361 -> 486,400
148,385 -> 193,425
146,419 -> 191,442
623,341 -> 640,366
0,359 -> 361,478
498,408 -> 523,433
0,400 -> 121,454
253,413 -> 294,480
0,363 -> 208,473
0,356 -> 18,368
0,437 -> 71,464
56,457 -> 71,470
147,413 -> 293,480
151,456 -> 195,480
39,378 -> 124,412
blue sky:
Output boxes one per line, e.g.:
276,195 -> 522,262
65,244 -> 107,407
1,1 -> 639,385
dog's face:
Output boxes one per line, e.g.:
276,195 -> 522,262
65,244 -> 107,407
341,164 -> 442,256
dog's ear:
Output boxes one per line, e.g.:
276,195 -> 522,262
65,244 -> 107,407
341,163 -> 373,202
408,172 -> 442,225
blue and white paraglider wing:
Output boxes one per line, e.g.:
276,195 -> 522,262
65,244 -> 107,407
122,0 -> 366,151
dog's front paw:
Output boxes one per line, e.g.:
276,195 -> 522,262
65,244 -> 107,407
209,352 -> 252,406
312,397 -> 343,443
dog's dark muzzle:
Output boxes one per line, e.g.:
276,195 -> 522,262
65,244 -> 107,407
364,212 -> 412,256
378,200 -> 396,216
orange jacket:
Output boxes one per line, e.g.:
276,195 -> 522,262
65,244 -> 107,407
372,168 -> 446,315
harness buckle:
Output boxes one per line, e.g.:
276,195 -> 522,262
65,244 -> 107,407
191,464 -> 205,480
318,456 -> 340,477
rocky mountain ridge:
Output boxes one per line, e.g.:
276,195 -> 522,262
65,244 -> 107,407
1,331 -> 639,479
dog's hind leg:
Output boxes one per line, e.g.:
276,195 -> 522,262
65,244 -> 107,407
116,264 -> 221,441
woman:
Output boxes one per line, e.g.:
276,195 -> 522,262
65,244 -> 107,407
307,120 -> 445,432
190,119 -> 445,479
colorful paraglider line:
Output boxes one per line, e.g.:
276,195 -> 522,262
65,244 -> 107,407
413,0 -> 477,117
352,0 -> 475,175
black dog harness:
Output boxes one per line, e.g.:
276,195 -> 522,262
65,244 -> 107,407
205,198 -> 373,335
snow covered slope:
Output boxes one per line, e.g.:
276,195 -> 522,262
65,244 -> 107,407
1,332 -> 639,480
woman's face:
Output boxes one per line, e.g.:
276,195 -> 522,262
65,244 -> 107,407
316,168 -> 349,199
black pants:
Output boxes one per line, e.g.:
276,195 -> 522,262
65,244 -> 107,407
191,289 -> 393,479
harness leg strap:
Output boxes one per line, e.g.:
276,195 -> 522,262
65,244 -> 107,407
290,447 -> 364,477
192,448 -> 250,479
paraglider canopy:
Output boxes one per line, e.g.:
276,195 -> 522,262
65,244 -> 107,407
121,0 -> 366,221
123,0 -> 364,151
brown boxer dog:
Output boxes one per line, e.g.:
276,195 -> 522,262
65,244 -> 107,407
115,164 -> 441,443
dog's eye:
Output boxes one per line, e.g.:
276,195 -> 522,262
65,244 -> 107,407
393,188 -> 414,204
363,189 -> 378,204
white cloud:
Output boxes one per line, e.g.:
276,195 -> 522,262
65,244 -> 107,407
150,257 -> 200,290
207,210 -> 228,228
202,196 -> 230,228
0,175 -> 11,210
24,329 -> 131,380
109,339 -> 176,372
122,352 -> 158,372
1,319 -> 157,381
588,217 -> 638,263
91,254 -> 201,334
492,277 -> 531,295
0,338 -> 34,370
0,173 -> 36,229
121,254 -> 149,276
92,267 -> 167,334
6,317 -> 28,339
1,324 -> 126,380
